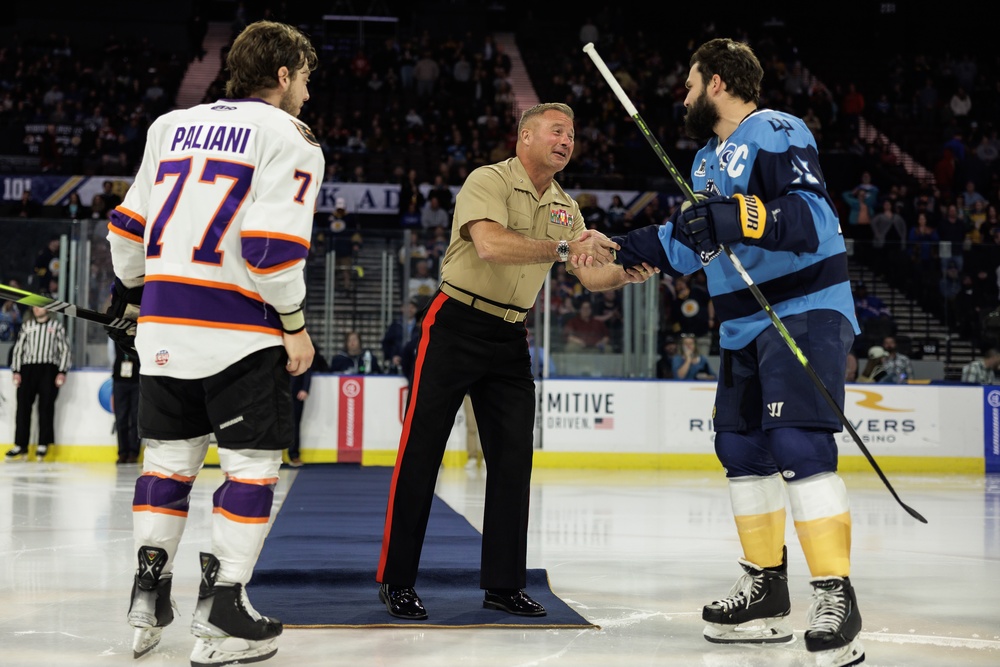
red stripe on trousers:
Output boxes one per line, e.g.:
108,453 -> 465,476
377,291 -> 447,581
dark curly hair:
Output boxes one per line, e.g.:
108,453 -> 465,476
690,38 -> 763,106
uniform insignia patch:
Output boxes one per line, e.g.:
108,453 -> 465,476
549,208 -> 573,227
291,120 -> 320,147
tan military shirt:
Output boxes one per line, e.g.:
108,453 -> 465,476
439,157 -> 584,309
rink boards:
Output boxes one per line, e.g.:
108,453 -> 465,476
0,370 -> 994,473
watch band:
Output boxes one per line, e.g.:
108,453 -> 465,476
557,239 -> 570,262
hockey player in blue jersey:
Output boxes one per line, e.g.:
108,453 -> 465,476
611,39 -> 865,666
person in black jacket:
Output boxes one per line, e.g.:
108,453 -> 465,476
113,343 -> 141,464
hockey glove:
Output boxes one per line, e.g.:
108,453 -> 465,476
611,225 -> 674,275
674,193 -> 768,258
105,277 -> 143,356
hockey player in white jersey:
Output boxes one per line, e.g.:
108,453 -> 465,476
106,20 -> 322,666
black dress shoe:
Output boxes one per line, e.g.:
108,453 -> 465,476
483,589 -> 547,617
379,584 -> 428,619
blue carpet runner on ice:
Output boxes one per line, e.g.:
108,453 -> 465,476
249,464 -> 595,628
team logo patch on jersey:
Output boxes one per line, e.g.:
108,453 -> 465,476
155,349 -> 170,366
210,105 -> 237,111
291,119 -> 320,147
720,143 -> 737,170
549,208 -> 573,227
694,159 -> 707,177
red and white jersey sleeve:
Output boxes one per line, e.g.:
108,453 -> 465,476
108,100 -> 323,379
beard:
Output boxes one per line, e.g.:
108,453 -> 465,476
278,87 -> 300,117
683,90 -> 720,143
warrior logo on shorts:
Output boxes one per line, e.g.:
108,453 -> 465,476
155,349 -> 170,366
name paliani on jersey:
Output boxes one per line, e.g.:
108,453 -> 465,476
169,123 -> 254,156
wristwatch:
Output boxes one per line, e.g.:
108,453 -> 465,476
556,239 -> 570,262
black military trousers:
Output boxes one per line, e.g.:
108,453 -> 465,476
378,292 -> 536,589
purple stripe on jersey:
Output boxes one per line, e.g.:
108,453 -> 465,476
110,208 -> 145,239
133,475 -> 192,513
142,280 -> 281,331
241,235 -> 309,271
213,478 -> 275,520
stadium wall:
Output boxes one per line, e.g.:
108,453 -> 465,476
1,370 -> 994,473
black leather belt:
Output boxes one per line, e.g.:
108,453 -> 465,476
440,283 -> 528,323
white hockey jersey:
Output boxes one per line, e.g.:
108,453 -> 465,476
108,99 -> 324,379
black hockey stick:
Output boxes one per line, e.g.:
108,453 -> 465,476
583,42 -> 927,524
0,282 -> 132,330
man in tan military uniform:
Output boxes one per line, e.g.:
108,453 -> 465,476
376,102 -> 658,620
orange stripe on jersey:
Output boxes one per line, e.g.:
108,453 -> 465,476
144,274 -> 265,302
246,258 -> 302,274
377,290 -> 447,581
137,315 -> 282,335
115,204 -> 147,225
108,222 -> 143,244
240,230 -> 311,249
213,507 -> 270,524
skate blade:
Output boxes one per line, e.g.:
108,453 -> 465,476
813,638 -> 864,666
703,618 -> 794,644
190,637 -> 278,667
133,626 -> 163,659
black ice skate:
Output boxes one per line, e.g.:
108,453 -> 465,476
805,576 -> 865,666
127,545 -> 178,658
702,547 -> 792,644
189,552 -> 282,667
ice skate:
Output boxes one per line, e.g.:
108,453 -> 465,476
128,546 -> 177,658
189,552 -> 282,667
4,446 -> 26,462
805,576 -> 864,666
702,547 -> 792,644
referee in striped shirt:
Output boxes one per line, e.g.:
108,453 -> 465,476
5,306 -> 70,462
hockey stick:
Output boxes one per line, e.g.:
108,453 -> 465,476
0,282 -> 132,330
583,42 -> 927,524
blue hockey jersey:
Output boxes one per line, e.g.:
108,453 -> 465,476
620,108 -> 861,350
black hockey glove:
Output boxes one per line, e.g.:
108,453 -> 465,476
105,277 -> 143,356
673,193 -> 769,260
610,225 -> 681,277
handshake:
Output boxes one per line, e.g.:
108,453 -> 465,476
609,192 -> 771,271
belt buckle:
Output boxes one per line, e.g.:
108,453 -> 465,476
502,309 -> 518,323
